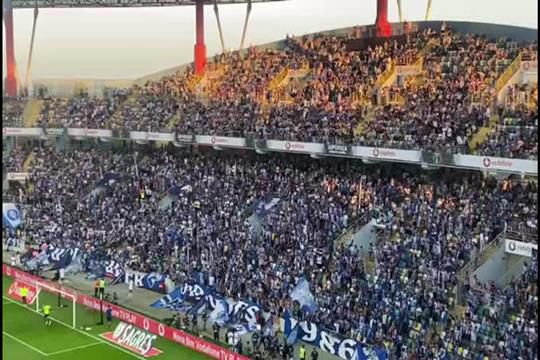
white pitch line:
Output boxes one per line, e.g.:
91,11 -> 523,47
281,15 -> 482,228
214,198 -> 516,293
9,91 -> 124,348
46,342 -> 102,356
3,331 -> 49,356
3,296 -> 146,360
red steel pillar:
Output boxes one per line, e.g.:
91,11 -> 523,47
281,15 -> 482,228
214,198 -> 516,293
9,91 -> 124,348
3,0 -> 18,96
194,0 -> 207,74
375,0 -> 392,38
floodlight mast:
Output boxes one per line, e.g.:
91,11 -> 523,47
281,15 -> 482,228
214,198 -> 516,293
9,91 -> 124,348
3,0 -> 18,97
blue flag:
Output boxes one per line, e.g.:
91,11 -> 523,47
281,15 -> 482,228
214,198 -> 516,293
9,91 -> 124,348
2,203 -> 22,231
290,277 -> 318,313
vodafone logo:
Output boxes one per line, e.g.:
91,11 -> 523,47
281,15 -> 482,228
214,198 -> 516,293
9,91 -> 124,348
6,266 -> 11,276
483,157 -> 491,168
158,324 -> 165,336
508,241 -> 516,251
3,128 -> 6,135
284,142 -> 304,150
83,128 -> 89,136
143,318 -> 150,330
373,148 -> 380,157
211,137 -> 216,144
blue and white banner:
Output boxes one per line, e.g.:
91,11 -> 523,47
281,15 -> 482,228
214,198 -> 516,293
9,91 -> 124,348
226,299 -> 262,326
207,294 -> 230,326
152,285 -> 262,334
124,270 -> 167,293
2,203 -> 22,231
48,247 -> 80,270
105,260 -> 125,283
284,311 -> 388,360
150,287 -> 191,311
22,245 -> 80,271
95,173 -> 122,188
290,277 -> 318,313
255,197 -> 281,217
150,283 -> 210,311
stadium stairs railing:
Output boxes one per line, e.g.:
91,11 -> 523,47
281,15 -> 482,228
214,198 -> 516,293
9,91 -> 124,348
268,66 -> 290,91
495,53 -> 522,94
456,225 -> 537,306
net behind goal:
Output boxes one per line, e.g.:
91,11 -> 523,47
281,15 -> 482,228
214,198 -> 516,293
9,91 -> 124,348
34,281 -> 77,328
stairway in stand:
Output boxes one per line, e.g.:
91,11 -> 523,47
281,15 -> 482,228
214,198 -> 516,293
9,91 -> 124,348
354,105 -> 377,136
22,98 -> 43,127
468,113 -> 499,152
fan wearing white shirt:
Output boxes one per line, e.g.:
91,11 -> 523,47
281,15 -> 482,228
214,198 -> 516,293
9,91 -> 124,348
128,278 -> 134,298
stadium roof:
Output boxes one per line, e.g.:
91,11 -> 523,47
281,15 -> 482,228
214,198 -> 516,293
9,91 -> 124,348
11,0 -> 286,8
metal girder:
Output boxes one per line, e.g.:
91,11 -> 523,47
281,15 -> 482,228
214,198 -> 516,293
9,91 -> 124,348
11,0 -> 286,8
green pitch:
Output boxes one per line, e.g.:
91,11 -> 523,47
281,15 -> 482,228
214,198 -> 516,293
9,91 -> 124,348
2,276 -> 211,360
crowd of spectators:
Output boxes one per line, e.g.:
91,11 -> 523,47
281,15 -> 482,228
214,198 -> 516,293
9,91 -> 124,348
4,143 -> 537,359
2,25 -> 537,158
477,88 -> 538,159
38,89 -> 129,129
3,96 -> 26,126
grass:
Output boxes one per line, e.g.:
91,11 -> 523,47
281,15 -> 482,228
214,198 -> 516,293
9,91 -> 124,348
2,276 -> 211,360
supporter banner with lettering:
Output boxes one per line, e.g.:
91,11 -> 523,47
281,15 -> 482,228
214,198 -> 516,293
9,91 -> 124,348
153,286 -> 262,330
47,246 -> 80,270
150,283 -> 209,310
124,270 -> 167,293
2,264 -> 250,360
284,311 -> 388,360
453,154 -> 537,175
325,143 -> 352,156
105,260 -> 126,280
175,133 -> 195,144
505,239 -> 538,257
43,128 -> 66,137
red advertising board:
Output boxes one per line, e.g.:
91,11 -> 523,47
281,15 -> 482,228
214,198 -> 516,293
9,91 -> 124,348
2,264 -> 250,360
7,280 -> 39,304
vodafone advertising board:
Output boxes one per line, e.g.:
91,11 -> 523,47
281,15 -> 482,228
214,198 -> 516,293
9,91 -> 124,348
7,280 -> 39,304
3,127 -> 43,137
67,128 -> 112,138
266,140 -> 325,153
453,155 -> 537,175
197,136 -> 246,148
2,264 -> 249,360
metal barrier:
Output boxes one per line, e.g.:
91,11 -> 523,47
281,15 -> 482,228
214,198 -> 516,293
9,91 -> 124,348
268,66 -> 289,90
495,53 -> 522,94
456,231 -> 506,305
334,212 -> 371,250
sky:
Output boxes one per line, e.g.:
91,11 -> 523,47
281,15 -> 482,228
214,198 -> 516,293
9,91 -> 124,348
2,0 -> 538,80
